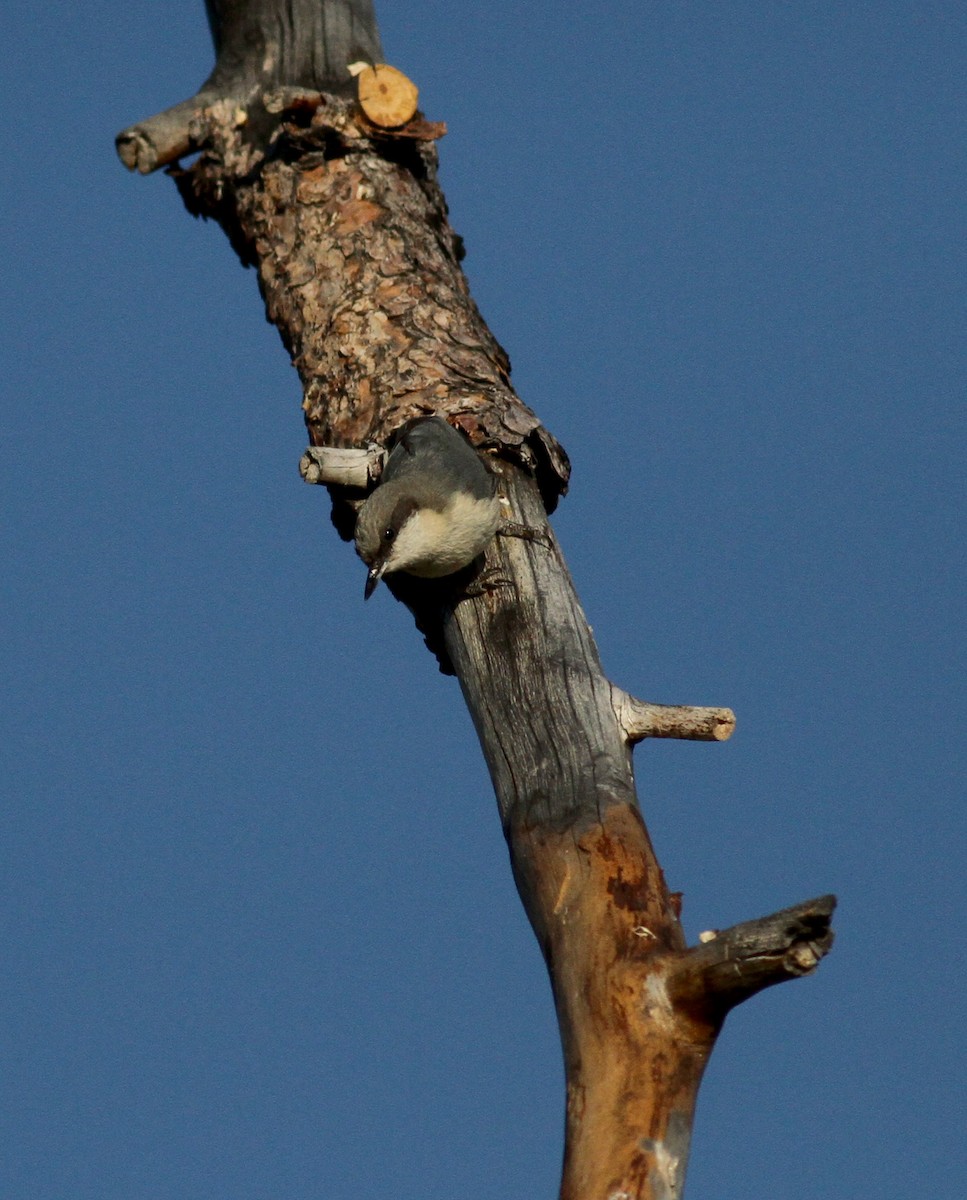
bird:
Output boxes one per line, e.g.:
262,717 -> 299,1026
354,417 -> 502,599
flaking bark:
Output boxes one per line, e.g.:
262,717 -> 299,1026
116,5 -> 835,1196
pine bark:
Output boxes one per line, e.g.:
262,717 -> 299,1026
117,5 -> 835,1196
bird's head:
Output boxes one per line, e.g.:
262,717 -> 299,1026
354,482 -> 423,598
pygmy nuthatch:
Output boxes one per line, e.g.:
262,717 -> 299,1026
354,416 -> 501,599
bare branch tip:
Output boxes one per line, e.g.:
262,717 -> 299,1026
611,686 -> 736,744
668,893 -> 837,1016
299,454 -> 322,484
114,92 -> 227,175
115,129 -> 159,174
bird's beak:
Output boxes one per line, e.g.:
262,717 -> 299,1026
364,564 -> 383,600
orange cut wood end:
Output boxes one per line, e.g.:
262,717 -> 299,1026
357,63 -> 419,128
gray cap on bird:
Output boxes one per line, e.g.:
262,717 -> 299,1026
354,417 -> 501,599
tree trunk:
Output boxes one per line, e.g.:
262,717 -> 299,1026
117,4 -> 835,1196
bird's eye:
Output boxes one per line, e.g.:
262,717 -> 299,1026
383,527 -> 395,541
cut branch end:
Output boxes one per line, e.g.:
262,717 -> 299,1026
357,63 -> 419,128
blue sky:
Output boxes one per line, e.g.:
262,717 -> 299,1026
2,3 -> 964,1197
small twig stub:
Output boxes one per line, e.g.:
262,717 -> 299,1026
611,686 -> 736,743
299,444 -> 386,489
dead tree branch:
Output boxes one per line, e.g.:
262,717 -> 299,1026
667,894 -> 837,1019
116,4 -> 835,1196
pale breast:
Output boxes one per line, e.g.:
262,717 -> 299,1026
397,493 -> 501,578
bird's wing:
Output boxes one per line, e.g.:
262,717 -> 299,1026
383,417 -> 496,501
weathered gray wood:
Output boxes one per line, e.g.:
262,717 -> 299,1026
203,0 -> 381,94
117,0 -> 382,173
300,444 -> 386,488
444,466 -> 634,832
668,895 -> 837,1018
612,687 -> 736,743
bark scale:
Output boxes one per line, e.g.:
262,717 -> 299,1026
116,5 -> 835,1196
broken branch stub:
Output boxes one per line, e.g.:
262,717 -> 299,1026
667,894 -> 837,1022
299,444 -> 386,488
611,685 -> 736,743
